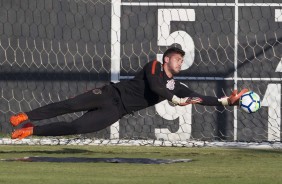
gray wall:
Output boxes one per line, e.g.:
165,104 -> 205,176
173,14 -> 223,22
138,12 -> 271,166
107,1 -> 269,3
0,0 -> 282,142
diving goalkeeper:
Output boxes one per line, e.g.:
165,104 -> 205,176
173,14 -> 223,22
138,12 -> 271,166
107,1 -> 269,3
10,47 -> 248,139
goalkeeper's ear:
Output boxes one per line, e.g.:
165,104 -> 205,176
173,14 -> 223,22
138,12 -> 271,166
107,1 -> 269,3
218,88 -> 249,106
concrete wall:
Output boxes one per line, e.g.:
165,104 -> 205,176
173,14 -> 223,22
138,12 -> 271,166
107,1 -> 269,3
1,0 -> 282,142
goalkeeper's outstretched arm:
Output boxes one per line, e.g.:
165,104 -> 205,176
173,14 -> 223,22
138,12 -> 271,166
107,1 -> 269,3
175,82 -> 248,106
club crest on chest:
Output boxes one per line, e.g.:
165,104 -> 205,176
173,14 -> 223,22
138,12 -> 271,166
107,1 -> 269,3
166,79 -> 175,90
92,89 -> 102,94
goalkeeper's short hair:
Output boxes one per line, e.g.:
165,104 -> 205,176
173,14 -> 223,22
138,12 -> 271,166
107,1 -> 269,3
162,47 -> 185,63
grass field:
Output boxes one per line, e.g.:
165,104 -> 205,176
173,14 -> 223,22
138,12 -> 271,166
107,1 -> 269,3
0,145 -> 282,184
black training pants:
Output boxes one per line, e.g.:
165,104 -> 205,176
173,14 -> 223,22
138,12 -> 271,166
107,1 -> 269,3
26,85 -> 127,136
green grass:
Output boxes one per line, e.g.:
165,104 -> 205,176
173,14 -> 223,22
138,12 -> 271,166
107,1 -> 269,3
0,145 -> 282,184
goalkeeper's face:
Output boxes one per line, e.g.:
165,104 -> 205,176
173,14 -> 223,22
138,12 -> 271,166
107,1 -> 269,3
166,53 -> 184,75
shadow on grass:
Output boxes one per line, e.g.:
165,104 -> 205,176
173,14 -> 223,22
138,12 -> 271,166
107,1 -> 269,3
1,156 -> 192,164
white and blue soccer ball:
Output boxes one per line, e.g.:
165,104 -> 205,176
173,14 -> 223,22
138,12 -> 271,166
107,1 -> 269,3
239,91 -> 261,113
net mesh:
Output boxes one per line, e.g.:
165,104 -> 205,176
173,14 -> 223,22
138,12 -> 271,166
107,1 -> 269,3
0,0 -> 282,145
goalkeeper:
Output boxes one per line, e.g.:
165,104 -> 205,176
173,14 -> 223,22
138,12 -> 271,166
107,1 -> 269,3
10,47 -> 248,139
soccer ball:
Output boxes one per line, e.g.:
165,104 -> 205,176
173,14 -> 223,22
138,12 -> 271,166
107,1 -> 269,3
239,91 -> 261,113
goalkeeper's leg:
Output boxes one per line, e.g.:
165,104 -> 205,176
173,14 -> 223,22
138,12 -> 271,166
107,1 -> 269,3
10,85 -> 117,126
11,91 -> 126,139
33,107 -> 121,136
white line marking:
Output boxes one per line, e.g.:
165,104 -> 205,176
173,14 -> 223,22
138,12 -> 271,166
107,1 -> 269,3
111,0 -> 121,83
119,76 -> 282,81
121,2 -> 282,7
234,0 -> 239,141
110,0 -> 121,139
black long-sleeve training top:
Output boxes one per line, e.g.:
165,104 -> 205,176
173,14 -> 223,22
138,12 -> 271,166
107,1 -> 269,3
113,60 -> 222,113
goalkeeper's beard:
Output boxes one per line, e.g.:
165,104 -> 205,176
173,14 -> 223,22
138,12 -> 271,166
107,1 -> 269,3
171,68 -> 181,75
167,64 -> 181,75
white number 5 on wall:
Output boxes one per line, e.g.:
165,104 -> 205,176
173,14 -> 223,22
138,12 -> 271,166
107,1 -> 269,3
157,9 -> 195,70
155,9 -> 196,141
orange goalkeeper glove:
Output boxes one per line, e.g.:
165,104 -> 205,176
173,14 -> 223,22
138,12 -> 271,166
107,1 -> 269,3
218,88 -> 249,106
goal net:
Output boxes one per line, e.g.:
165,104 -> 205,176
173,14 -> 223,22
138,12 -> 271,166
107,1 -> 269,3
0,0 -> 282,146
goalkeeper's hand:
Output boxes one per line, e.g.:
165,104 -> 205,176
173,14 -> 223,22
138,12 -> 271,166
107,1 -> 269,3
172,95 -> 203,106
218,88 -> 249,106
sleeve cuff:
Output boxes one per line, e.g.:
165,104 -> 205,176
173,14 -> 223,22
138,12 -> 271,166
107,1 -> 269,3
172,95 -> 181,105
218,97 -> 229,106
